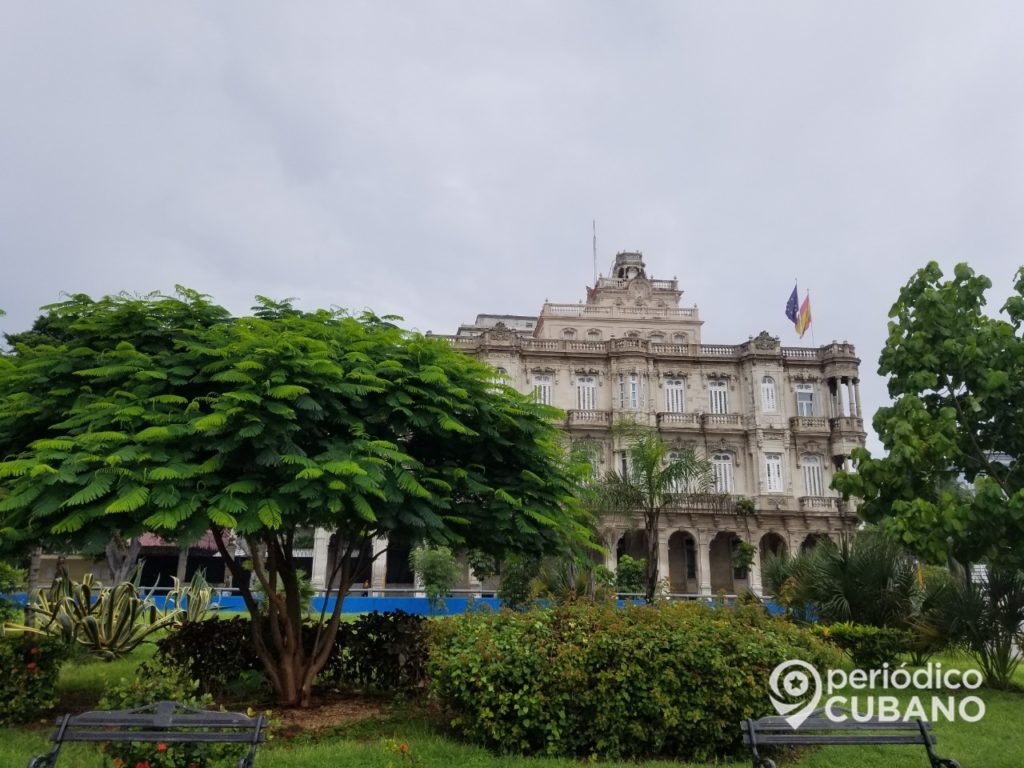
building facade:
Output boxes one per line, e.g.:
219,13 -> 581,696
310,251 -> 867,597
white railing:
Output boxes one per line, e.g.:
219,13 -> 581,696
541,303 -> 697,319
567,409 -> 611,426
798,496 -> 840,511
658,412 -> 700,427
703,413 -> 744,427
790,416 -> 829,430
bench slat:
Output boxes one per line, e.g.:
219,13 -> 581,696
67,714 -> 258,727
748,717 -> 929,730
748,734 -> 930,746
58,731 -> 258,744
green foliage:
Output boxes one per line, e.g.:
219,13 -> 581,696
322,610 -> 429,693
0,289 -> 592,705
156,616 -> 260,695
833,262 -> 1024,571
614,554 -> 646,595
812,622 -> 911,668
0,560 -> 23,623
165,569 -> 217,624
428,601 -> 840,760
731,541 -> 757,573
496,553 -> 540,610
591,428 -> 714,601
12,570 -> 186,659
0,634 -> 66,725
920,566 -> 1024,688
465,549 -> 497,581
410,546 -> 460,613
761,530 -> 919,628
99,660 -> 245,767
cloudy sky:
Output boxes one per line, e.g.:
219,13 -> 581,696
2,2 -> 1023,451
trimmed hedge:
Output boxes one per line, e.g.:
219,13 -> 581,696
156,611 -> 428,695
812,621 -> 911,668
428,601 -> 840,760
0,634 -> 66,725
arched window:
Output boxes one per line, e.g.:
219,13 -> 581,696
802,455 -> 824,496
708,379 -> 729,414
712,453 -> 734,493
618,373 -> 642,410
532,374 -> 553,405
587,328 -> 602,341
649,333 -> 665,343
673,333 -> 688,345
494,366 -> 508,377
625,330 -> 641,339
576,375 -> 596,410
562,328 -> 577,340
664,378 -> 685,413
761,376 -> 777,413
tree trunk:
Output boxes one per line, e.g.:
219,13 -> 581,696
646,507 -> 659,603
105,535 -> 143,584
175,546 -> 189,584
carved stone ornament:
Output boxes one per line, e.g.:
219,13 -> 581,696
486,322 -> 514,340
573,367 -> 602,376
752,330 -> 781,350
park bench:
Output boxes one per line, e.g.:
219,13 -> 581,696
27,699 -> 267,768
741,707 -> 960,768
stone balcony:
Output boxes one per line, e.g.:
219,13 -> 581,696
541,302 -> 698,320
790,416 -> 830,434
798,496 -> 843,513
829,416 -> 865,433
566,409 -> 612,428
657,412 -> 701,429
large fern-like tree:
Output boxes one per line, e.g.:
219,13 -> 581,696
0,290 -> 592,706
592,429 -> 714,602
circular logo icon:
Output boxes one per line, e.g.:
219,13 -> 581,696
769,659 -> 822,729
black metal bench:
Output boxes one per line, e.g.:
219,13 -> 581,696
27,700 -> 267,768
741,707 -> 960,768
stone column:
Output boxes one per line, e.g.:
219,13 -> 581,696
310,528 -> 331,590
605,532 -> 619,575
748,536 -> 763,597
370,536 -> 388,596
697,530 -> 713,597
838,377 -> 848,417
658,532 -> 671,594
852,379 -> 862,418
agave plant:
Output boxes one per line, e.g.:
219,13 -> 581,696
7,568 -> 193,659
164,569 -> 216,624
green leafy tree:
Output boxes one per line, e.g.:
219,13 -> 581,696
613,554 -> 645,595
834,262 -> 1024,571
410,546 -> 460,613
592,429 -> 714,602
0,290 -> 591,706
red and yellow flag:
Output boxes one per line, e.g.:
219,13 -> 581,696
795,294 -> 812,338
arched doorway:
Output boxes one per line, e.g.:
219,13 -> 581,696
759,532 -> 788,592
801,532 -> 829,552
668,531 -> 697,594
616,530 -> 648,564
708,531 -> 738,594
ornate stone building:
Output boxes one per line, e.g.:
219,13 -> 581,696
311,251 -> 866,597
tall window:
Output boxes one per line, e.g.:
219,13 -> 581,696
802,455 -> 824,496
665,378 -> 685,413
761,376 -> 777,413
712,453 -> 734,493
562,328 -> 577,340
649,333 -> 665,343
576,376 -> 596,410
796,384 -> 815,416
533,374 -> 553,405
673,333 -> 688,345
618,373 -> 642,410
765,453 -> 783,492
615,451 -> 631,477
587,329 -> 602,341
708,379 -> 729,414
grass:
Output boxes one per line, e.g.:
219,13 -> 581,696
3,646 -> 1021,768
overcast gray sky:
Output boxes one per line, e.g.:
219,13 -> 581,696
2,2 -> 1023,452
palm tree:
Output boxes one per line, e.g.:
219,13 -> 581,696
592,428 -> 714,602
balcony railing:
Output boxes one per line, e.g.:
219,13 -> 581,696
657,412 -> 701,428
702,413 -> 744,428
542,303 -> 698,320
566,409 -> 611,427
790,416 -> 829,432
830,416 -> 865,432
798,496 -> 841,512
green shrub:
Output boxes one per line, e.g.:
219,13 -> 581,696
428,601 -> 839,760
496,553 -> 539,610
614,555 -> 645,595
0,634 -> 66,725
99,661 -> 250,768
812,622 -> 911,668
156,616 -> 261,694
321,610 -> 429,692
410,547 -> 460,613
0,561 -> 25,624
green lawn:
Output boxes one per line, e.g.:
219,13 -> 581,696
4,647 -> 1021,768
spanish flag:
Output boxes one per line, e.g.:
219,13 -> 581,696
795,293 -> 812,338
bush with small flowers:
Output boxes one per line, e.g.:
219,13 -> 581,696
0,633 -> 66,725
98,661 -> 257,768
